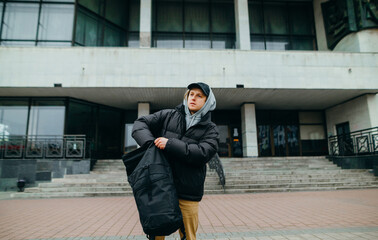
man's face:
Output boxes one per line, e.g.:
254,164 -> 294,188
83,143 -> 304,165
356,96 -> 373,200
187,88 -> 207,114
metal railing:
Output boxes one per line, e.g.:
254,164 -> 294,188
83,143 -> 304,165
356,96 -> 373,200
0,135 -> 92,160
328,127 -> 378,156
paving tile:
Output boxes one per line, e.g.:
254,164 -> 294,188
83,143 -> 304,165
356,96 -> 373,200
1,189 -> 378,240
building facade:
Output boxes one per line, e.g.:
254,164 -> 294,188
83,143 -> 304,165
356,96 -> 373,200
0,0 -> 377,166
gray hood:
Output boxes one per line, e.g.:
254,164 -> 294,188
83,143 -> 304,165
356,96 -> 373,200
183,88 -> 216,130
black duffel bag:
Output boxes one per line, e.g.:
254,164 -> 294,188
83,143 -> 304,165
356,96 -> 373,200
122,142 -> 184,239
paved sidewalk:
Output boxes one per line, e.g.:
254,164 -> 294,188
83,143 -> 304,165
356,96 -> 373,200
0,189 -> 377,240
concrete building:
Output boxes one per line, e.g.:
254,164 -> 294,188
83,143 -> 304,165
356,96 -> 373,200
0,0 -> 377,188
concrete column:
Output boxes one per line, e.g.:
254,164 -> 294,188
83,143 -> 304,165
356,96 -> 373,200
313,0 -> 329,51
138,102 -> 150,118
139,0 -> 152,48
234,0 -> 251,50
367,93 -> 378,127
241,103 -> 258,157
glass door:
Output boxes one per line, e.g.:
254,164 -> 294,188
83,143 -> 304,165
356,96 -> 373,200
258,125 -> 272,156
336,122 -> 353,155
124,123 -> 137,153
258,124 -> 300,157
286,125 -> 300,156
273,125 -> 286,156
217,125 -> 230,157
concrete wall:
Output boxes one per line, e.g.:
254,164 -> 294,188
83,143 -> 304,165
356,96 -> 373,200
0,159 -> 90,191
325,94 -> 376,136
0,47 -> 377,90
334,30 -> 378,53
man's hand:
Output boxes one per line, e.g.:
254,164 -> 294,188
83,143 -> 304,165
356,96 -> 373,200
154,137 -> 168,150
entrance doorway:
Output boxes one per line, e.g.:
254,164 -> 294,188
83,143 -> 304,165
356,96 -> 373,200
217,125 -> 243,157
336,122 -> 353,155
258,124 -> 300,156
257,110 -> 300,157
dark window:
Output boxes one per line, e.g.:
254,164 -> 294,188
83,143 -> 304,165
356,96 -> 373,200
152,0 -> 235,49
75,0 -> 140,47
248,0 -> 317,51
66,100 -> 96,139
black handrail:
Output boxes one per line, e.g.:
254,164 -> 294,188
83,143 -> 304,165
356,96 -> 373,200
328,127 -> 378,156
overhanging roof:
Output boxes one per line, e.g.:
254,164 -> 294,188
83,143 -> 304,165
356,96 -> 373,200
0,87 -> 376,110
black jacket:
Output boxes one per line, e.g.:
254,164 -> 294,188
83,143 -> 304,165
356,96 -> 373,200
132,104 -> 219,201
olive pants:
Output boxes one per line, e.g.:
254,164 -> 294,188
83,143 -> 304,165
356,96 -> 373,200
155,199 -> 199,240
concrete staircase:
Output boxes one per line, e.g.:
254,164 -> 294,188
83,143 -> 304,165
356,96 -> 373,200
11,156 -> 378,198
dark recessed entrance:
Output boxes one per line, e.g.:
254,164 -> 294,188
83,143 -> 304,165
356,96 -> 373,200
257,111 -> 300,157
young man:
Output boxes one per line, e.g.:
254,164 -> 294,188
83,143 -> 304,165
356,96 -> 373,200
132,82 -> 219,240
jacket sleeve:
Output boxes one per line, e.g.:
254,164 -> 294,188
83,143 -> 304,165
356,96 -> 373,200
164,125 -> 219,168
132,110 -> 171,146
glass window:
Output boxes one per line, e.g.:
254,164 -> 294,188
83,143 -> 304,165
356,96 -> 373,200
1,41 -> 35,46
78,0 -> 101,14
28,102 -> 65,136
153,0 -> 235,49
2,3 -> 39,40
104,24 -> 123,46
66,101 -> 96,139
0,3 -> 3,27
129,0 -> 140,32
249,2 -> 263,34
0,104 -> 28,136
185,1 -> 210,33
249,1 -> 316,51
38,4 -> 74,41
5,0 -> 36,2
154,33 -> 183,48
265,36 -> 290,50
264,2 -> 288,35
185,34 -> 211,49
250,35 -> 265,50
75,10 -> 99,46
289,3 -> 313,35
157,1 -> 183,32
37,42 -> 71,47
292,37 -> 315,51
44,0 -> 74,2
212,34 -> 235,49
105,0 -> 128,29
211,2 -> 235,33
75,0 -> 137,47
128,32 -> 139,47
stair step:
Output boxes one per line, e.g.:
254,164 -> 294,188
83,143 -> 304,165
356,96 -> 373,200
14,156 -> 378,198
